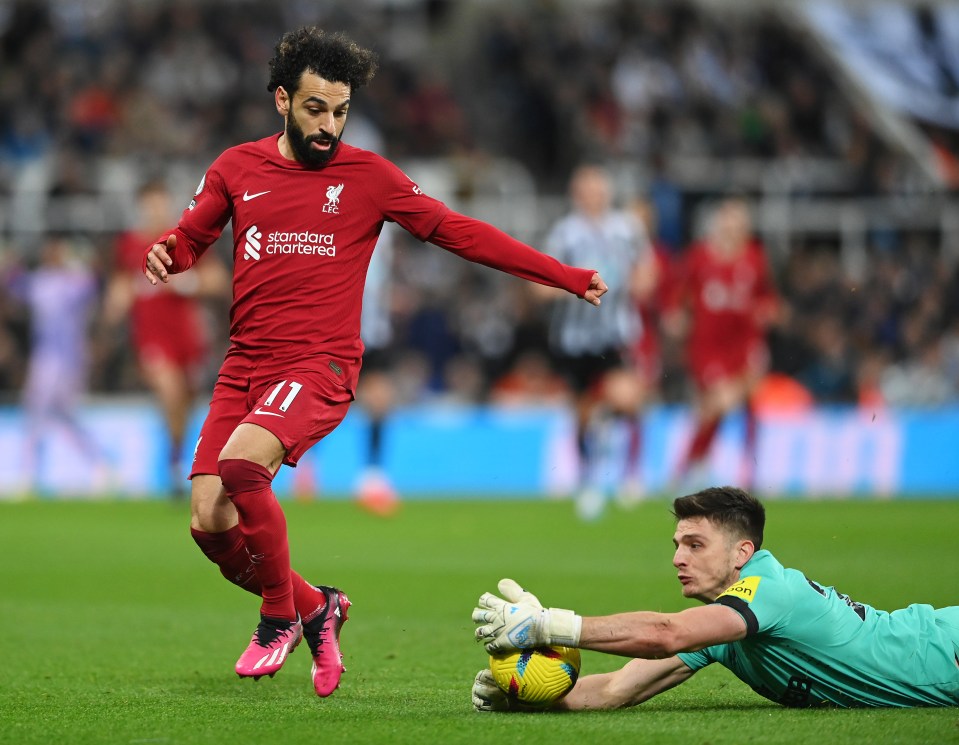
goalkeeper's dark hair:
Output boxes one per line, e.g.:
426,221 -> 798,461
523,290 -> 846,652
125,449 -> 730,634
268,27 -> 378,95
672,486 -> 765,549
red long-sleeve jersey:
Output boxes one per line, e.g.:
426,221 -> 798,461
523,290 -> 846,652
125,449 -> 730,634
668,238 -> 778,383
155,134 -> 593,390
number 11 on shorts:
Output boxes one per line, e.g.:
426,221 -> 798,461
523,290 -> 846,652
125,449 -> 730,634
263,380 -> 303,412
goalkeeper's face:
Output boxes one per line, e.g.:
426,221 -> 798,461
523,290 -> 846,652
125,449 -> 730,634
672,516 -> 753,603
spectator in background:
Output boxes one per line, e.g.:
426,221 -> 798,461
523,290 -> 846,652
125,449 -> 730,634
536,164 -> 657,520
102,180 -> 229,497
880,332 -> 957,407
0,249 -> 28,393
797,314 -> 857,402
665,197 -> 779,490
9,234 -> 109,494
489,349 -> 569,408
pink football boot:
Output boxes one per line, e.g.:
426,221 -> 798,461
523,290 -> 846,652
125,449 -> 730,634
235,616 -> 303,680
304,586 -> 351,697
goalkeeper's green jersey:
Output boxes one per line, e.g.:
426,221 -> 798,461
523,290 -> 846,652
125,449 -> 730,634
676,550 -> 959,707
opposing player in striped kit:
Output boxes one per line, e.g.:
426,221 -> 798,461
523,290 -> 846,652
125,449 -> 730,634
537,164 -> 658,520
142,26 -> 607,696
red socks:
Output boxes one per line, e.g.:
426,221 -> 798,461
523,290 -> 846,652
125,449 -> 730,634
191,525 -> 328,622
191,524 -> 260,593
624,416 -> 642,478
742,401 -> 757,487
297,583 -> 328,624
218,458 -> 295,621
191,468 -> 329,626
680,417 -> 720,475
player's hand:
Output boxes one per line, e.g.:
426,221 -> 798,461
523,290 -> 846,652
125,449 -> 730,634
472,578 -> 582,654
472,669 -> 511,713
497,578 -> 543,609
472,590 -> 548,652
145,235 -> 176,285
583,272 -> 607,306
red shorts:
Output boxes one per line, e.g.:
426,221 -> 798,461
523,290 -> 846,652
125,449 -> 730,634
132,297 -> 207,370
689,339 -> 768,390
190,357 -> 353,478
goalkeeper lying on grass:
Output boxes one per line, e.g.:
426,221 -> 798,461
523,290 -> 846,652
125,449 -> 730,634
471,486 -> 959,710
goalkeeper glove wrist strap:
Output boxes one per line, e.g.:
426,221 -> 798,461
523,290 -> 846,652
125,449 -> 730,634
547,607 -> 582,647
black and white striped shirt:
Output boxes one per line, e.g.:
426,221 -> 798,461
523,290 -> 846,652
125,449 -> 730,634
543,209 -> 649,356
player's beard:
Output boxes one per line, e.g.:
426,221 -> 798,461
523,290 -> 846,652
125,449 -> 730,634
286,111 -> 340,168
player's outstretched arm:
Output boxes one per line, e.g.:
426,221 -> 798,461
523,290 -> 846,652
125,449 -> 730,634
473,579 -> 745,657
472,656 -> 695,713
556,657 -> 695,711
578,604 -> 747,658
428,211 -> 603,302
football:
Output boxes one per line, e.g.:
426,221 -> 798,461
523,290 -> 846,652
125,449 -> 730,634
489,645 -> 581,707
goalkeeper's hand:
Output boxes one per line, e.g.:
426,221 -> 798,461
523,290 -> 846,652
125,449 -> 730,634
497,577 -> 544,608
472,578 -> 582,654
472,669 -> 511,712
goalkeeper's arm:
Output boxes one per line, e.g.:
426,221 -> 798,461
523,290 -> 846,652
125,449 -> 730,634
556,657 -> 696,711
474,589 -> 746,658
576,604 -> 747,659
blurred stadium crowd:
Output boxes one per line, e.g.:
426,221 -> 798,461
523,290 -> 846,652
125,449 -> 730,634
2,0 -> 959,410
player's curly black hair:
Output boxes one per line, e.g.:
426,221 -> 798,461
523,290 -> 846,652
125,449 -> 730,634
672,486 -> 765,549
267,27 -> 378,94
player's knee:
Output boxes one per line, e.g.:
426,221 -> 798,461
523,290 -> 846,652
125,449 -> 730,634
218,458 -> 274,496
602,369 -> 643,413
189,475 -> 227,531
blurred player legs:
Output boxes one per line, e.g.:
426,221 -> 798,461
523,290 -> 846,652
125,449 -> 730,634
20,353 -> 112,494
676,360 -> 765,493
138,350 -> 201,497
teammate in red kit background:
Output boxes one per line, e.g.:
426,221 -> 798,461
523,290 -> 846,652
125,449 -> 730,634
142,26 -> 607,697
103,180 -> 229,497
629,195 -> 678,394
664,197 -> 779,490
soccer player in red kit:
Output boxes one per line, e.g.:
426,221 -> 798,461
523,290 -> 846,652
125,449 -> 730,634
103,180 -> 228,497
142,27 -> 607,697
665,197 -> 778,489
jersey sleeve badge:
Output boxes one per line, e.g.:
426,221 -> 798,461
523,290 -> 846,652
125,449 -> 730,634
714,576 -> 762,635
188,174 -> 206,211
718,576 -> 761,604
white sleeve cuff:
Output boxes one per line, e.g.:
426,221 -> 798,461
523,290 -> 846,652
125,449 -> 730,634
547,607 -> 582,647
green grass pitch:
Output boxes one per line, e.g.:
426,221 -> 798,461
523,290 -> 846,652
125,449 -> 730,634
1,497 -> 957,744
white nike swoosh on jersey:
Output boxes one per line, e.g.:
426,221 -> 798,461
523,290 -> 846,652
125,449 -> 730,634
253,408 -> 284,417
243,190 -> 271,201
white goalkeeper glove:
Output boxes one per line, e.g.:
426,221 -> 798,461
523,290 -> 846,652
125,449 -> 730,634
472,669 -> 511,712
472,578 -> 582,654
